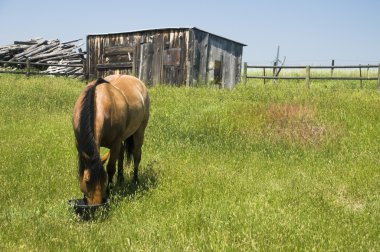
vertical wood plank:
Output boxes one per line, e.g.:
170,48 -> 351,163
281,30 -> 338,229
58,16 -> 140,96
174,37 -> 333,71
152,33 -> 163,86
205,33 -> 210,86
188,29 -> 195,86
184,30 -> 191,87
186,61 -> 191,87
138,43 -> 144,80
331,59 -> 335,77
179,31 -> 186,86
243,62 -> 247,84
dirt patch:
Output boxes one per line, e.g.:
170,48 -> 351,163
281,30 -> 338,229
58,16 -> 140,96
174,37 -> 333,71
234,103 -> 343,147
263,104 -> 328,146
334,187 -> 366,212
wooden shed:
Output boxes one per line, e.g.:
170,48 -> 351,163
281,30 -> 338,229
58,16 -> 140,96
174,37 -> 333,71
86,27 -> 246,89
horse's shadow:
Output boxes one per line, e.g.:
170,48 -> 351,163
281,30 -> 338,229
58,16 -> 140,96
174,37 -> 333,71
108,161 -> 158,205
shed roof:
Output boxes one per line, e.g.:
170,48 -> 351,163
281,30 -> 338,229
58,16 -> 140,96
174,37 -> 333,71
87,27 -> 247,46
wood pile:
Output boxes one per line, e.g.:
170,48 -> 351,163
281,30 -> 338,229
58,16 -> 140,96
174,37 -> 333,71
0,38 -> 84,77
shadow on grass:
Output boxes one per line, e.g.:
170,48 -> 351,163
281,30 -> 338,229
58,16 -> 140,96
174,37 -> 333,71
109,161 -> 158,205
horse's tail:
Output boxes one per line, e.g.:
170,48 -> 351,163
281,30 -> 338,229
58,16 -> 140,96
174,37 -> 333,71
78,78 -> 109,184
80,78 -> 109,145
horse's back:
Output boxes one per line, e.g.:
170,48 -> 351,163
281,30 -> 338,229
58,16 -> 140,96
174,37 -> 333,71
101,75 -> 149,143
105,75 -> 149,106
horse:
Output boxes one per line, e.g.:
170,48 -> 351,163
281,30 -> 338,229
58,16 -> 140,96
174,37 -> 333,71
72,75 -> 150,205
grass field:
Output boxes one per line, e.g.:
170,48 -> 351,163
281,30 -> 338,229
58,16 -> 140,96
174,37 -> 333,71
0,74 -> 379,251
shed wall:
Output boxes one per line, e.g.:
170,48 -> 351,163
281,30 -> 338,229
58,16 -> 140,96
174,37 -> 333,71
86,28 -> 244,88
87,29 -> 190,86
192,31 -> 242,88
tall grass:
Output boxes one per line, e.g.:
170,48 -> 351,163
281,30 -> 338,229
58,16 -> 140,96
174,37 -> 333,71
0,74 -> 379,251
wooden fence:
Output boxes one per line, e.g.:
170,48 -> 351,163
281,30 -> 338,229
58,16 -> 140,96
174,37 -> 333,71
0,59 -> 83,77
243,63 -> 380,88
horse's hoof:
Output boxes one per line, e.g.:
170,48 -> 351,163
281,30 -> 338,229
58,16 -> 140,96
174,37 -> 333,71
106,184 -> 113,196
133,177 -> 139,185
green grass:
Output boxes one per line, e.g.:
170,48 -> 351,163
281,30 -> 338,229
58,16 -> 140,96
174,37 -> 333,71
0,74 -> 379,251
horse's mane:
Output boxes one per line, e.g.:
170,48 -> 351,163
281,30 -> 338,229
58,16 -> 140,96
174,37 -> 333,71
77,78 -> 109,189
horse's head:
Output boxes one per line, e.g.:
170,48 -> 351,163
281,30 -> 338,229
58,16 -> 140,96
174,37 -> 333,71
79,152 -> 109,205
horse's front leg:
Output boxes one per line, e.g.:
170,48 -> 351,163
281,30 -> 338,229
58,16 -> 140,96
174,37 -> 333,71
106,142 -> 121,191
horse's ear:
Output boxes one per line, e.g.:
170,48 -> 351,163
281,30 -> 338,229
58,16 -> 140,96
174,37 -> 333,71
101,152 -> 110,165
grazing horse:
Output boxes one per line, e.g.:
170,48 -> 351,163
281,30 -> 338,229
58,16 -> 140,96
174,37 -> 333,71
73,75 -> 150,205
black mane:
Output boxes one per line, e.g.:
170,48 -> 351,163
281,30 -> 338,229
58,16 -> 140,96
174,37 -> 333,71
77,78 -> 109,188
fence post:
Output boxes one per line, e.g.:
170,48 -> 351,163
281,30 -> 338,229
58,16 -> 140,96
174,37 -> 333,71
263,67 -> 266,85
367,64 -> 369,78
305,65 -> 310,89
331,59 -> 334,77
243,62 -> 247,84
359,64 -> 362,88
377,63 -> 380,89
26,58 -> 30,77
272,62 -> 277,84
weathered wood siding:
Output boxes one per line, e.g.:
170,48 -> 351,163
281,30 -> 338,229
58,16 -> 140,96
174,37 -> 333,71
87,29 -> 190,86
87,34 -> 137,79
189,29 -> 209,85
190,28 -> 243,89
161,30 -> 189,86
86,28 -> 245,88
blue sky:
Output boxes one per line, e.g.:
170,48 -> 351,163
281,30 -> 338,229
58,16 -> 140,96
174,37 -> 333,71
1,0 -> 379,65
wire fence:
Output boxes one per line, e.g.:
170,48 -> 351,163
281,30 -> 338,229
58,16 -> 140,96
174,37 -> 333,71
243,63 -> 380,88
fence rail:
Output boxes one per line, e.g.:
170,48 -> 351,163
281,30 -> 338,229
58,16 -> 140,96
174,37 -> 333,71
243,62 -> 380,88
0,60 -> 84,76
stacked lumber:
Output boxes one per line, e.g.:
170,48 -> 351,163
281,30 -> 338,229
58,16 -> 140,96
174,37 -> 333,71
41,59 -> 84,77
0,38 -> 84,77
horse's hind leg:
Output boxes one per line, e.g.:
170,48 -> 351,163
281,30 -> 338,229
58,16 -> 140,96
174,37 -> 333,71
132,147 -> 141,184
117,142 -> 125,183
131,128 -> 145,184
123,137 -> 135,182
125,137 -> 134,168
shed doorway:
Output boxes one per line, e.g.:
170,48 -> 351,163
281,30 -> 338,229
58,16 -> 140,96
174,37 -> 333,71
214,60 -> 222,85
